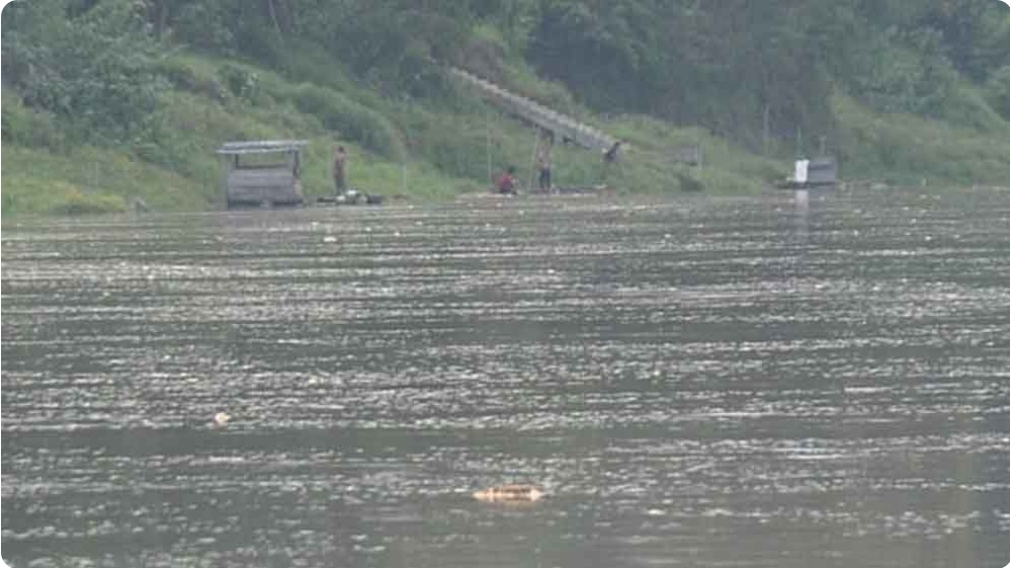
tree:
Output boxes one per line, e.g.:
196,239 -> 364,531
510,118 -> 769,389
2,0 -> 165,144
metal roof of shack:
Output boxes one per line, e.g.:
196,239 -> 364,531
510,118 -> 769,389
216,140 -> 309,155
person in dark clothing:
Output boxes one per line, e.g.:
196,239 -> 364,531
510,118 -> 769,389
603,140 -> 622,163
536,132 -> 554,193
333,146 -> 348,194
601,140 -> 622,183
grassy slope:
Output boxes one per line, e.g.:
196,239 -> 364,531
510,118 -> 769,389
832,92 -> 1010,186
2,46 -> 1008,218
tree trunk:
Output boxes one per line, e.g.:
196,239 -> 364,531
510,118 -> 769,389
156,0 -> 169,40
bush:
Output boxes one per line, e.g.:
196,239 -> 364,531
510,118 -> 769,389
287,84 -> 405,160
677,172 -> 704,193
2,0 -> 166,145
1,90 -> 67,151
172,1 -> 238,54
154,58 -> 227,102
985,66 -> 1010,120
219,63 -> 262,103
50,187 -> 127,216
933,84 -> 1007,132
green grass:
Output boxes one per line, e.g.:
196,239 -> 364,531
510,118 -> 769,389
833,91 -> 1010,186
2,145 -> 202,216
4,48 -> 1010,219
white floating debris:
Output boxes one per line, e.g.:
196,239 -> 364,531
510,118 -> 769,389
323,236 -> 337,243
213,412 -> 231,427
473,485 -> 546,504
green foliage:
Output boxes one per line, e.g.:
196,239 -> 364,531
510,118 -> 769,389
833,92 -> 1010,186
1,144 -> 202,217
3,0 -> 1010,219
276,0 -> 467,99
50,187 -> 127,216
985,66 -> 1010,120
218,63 -> 262,103
846,28 -> 957,116
2,0 -> 166,145
1,89 -> 68,152
285,83 -> 406,161
153,57 -> 228,102
933,84 -> 1008,132
171,1 -> 239,54
1,176 -> 126,219
527,1 -> 837,151
676,173 -> 704,193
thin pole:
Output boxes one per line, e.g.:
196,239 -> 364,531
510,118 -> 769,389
762,104 -> 771,156
486,109 -> 493,185
528,127 -> 540,193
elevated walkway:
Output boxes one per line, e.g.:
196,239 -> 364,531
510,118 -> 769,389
450,67 -> 618,152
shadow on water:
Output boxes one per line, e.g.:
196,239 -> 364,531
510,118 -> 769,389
2,190 -> 1009,567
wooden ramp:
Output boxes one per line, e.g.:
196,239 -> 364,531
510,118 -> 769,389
450,68 -> 618,152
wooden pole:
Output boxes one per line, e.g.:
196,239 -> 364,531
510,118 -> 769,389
762,103 -> 771,156
486,109 -> 493,185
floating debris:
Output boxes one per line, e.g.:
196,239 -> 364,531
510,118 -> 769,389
212,412 -> 231,427
472,484 -> 545,504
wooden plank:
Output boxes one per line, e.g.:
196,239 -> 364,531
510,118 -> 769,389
217,140 -> 309,155
450,68 -> 618,152
226,168 -> 302,206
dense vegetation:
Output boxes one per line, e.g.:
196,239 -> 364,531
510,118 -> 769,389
2,0 -> 1009,216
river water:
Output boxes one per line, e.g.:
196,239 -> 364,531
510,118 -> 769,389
2,189 -> 1009,568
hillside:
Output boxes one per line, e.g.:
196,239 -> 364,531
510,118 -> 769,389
2,0 -> 1009,217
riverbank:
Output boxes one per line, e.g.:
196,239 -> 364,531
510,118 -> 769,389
3,8 -> 1008,218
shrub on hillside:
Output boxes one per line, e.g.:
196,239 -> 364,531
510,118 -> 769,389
154,58 -> 228,102
171,1 -> 238,55
288,84 -> 405,161
985,66 -> 1010,121
50,187 -> 127,216
1,0 -> 166,145
1,90 -> 67,152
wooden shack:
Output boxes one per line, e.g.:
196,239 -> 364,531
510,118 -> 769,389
217,140 -> 308,208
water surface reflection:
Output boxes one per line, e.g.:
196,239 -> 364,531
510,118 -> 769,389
3,190 -> 1009,567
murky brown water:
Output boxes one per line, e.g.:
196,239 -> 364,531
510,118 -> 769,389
3,189 -> 1009,568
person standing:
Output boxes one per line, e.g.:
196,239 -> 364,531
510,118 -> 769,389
536,132 -> 554,193
601,140 -> 622,183
333,146 -> 348,195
